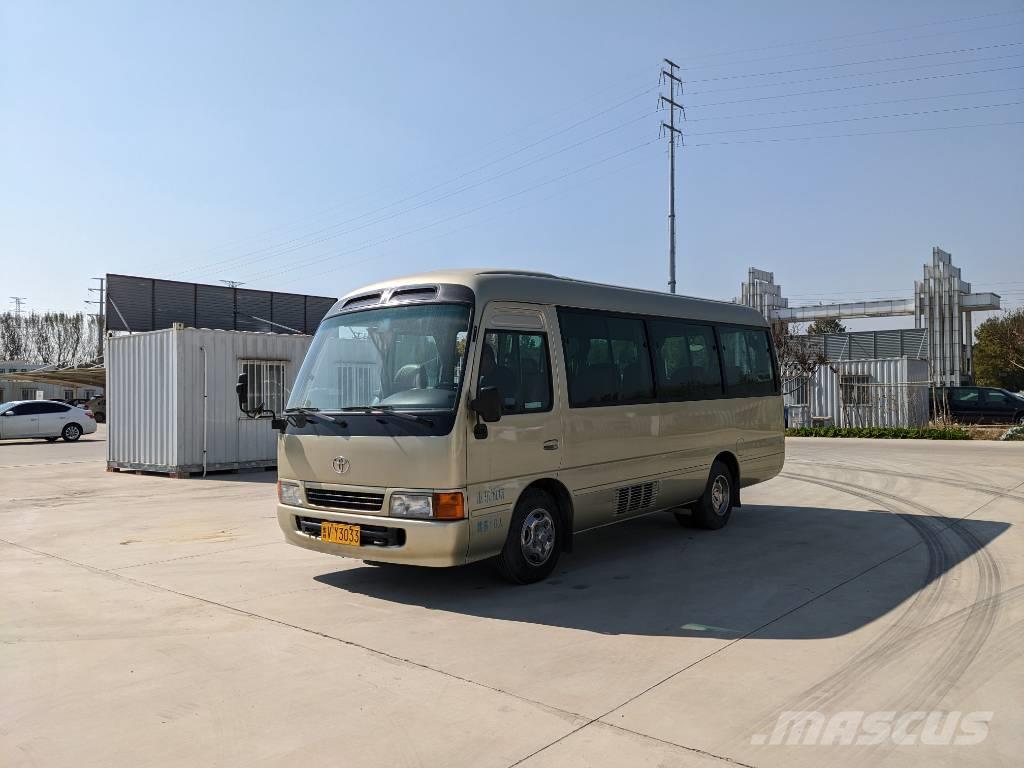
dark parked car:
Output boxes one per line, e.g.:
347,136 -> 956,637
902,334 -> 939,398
932,386 -> 1024,425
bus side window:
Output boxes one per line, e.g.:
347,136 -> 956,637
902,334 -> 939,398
478,331 -> 552,414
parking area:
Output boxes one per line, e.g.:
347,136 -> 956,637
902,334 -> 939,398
2,427 -> 1022,767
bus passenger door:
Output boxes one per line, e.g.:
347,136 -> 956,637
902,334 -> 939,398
466,303 -> 562,524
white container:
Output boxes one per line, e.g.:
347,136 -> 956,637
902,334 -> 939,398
107,327 -> 311,475
784,357 -> 931,428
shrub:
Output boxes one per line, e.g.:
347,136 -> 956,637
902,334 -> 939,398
786,426 -> 971,440
1000,426 -> 1024,441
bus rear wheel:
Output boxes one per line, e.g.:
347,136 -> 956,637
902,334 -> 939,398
677,459 -> 734,530
494,488 -> 561,584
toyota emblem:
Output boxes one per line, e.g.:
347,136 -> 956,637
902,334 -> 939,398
332,456 -> 350,475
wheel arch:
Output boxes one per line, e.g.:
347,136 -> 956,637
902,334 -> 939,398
520,478 -> 575,552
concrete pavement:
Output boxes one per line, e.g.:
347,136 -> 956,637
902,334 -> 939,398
2,427 -> 1022,767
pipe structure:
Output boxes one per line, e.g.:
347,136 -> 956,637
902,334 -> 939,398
200,345 -> 208,478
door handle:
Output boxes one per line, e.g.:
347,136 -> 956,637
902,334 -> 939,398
543,439 -> 559,451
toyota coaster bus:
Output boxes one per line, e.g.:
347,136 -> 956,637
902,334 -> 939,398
241,269 -> 785,584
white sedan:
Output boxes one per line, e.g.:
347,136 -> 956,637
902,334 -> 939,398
0,400 -> 98,442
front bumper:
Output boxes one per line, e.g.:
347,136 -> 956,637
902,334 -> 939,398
277,504 -> 471,567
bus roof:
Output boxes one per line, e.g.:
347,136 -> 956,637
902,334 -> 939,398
330,268 -> 767,327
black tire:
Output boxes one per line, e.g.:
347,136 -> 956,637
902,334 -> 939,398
1016,412 -> 1024,426
45,437 -> 59,442
688,459 -> 735,530
62,423 -> 82,442
493,488 -> 561,584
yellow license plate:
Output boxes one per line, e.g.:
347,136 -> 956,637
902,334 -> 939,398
319,521 -> 361,546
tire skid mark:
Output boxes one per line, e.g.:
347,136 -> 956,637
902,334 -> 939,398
781,471 -> 1003,717
770,472 -> 954,718
787,459 -> 1024,503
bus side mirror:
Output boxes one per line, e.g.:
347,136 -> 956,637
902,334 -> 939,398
235,372 -> 248,413
471,386 -> 502,423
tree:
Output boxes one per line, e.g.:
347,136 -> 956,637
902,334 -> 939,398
806,317 -> 846,335
772,322 -> 828,418
974,309 -> 1024,391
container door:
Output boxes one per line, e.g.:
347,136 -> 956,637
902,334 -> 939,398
467,303 -> 561,505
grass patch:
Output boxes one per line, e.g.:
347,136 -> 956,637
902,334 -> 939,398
786,426 -> 971,440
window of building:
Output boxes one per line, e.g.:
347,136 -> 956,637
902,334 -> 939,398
840,374 -> 872,406
718,328 -> 776,398
648,320 -> 722,401
63,389 -> 73,401
478,331 -> 552,414
239,360 -> 287,417
558,310 -> 654,407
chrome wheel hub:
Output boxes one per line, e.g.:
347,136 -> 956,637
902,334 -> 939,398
711,475 -> 730,515
520,508 -> 556,565
67,426 -> 80,439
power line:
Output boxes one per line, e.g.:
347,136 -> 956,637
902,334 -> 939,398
243,139 -> 662,285
675,8 -> 1024,65
270,150 -> 659,292
683,100 -> 1024,137
687,52 -> 1024,97
170,83 -> 657,275
183,110 -> 657,281
676,18 -> 1024,73
685,86 -> 1024,122
684,118 -> 1024,148
686,41 -> 1024,84
686,64 -> 1024,110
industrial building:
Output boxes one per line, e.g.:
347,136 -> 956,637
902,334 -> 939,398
106,326 -> 311,476
738,246 -> 1000,427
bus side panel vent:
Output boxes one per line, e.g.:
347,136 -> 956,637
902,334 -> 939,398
615,481 -> 660,515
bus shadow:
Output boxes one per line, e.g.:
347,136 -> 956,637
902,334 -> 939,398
314,504 -> 1010,639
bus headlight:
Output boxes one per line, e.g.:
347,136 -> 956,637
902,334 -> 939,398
389,492 -> 465,519
390,493 -> 433,518
278,480 -> 303,507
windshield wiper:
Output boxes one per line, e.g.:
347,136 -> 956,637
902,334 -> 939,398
284,407 -> 347,427
341,406 -> 435,427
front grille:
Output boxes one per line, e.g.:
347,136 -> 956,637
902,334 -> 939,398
305,488 -> 384,511
296,516 -> 405,547
615,481 -> 660,515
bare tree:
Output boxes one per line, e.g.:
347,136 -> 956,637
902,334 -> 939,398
773,322 -> 828,427
0,313 -> 27,360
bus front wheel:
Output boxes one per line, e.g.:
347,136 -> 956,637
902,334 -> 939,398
494,488 -> 561,584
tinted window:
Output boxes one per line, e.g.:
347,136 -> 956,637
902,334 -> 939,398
951,388 -> 980,404
478,331 -> 552,414
718,328 -> 776,397
559,310 -> 654,406
12,403 -> 46,415
984,390 -> 1011,405
648,320 -> 722,400
38,403 -> 70,414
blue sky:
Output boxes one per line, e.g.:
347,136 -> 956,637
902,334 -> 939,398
2,0 -> 1022,330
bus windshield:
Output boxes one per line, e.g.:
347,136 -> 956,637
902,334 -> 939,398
288,303 -> 472,412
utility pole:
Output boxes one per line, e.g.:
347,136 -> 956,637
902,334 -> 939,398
660,58 -> 684,294
85,277 -> 105,360
10,297 -> 27,316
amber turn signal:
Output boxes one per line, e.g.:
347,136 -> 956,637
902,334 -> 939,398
432,492 -> 465,519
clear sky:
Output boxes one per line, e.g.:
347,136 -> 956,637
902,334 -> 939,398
2,0 -> 1022,331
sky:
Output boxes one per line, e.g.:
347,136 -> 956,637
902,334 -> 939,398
2,0 -> 1023,332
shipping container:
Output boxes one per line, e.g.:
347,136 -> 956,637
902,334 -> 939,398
106,327 -> 311,475
784,357 -> 930,428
